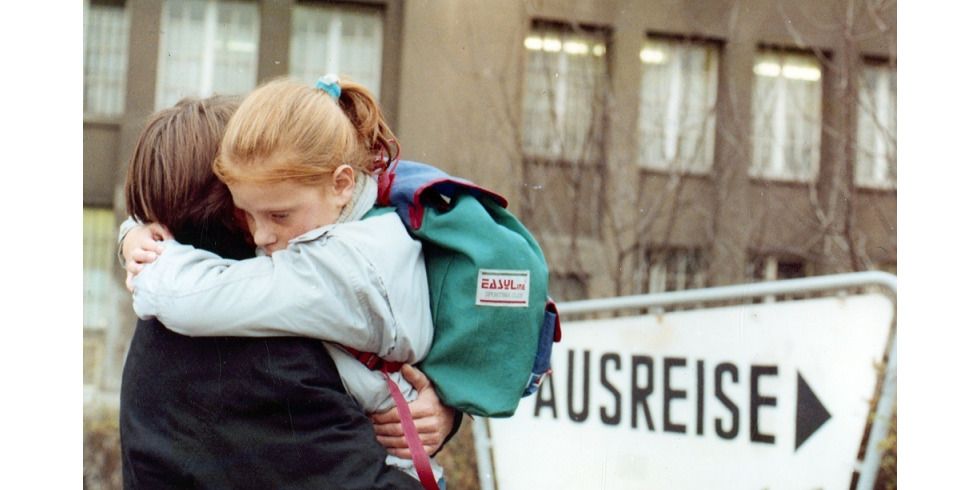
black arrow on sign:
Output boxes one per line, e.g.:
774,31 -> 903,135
796,371 -> 831,451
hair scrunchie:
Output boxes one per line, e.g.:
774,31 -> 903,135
315,74 -> 341,101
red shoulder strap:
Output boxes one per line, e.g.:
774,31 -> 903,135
383,371 -> 440,490
345,346 -> 439,489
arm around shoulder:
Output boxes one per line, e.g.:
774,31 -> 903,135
130,234 -> 398,353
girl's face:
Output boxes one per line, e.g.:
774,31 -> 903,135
228,168 -> 353,254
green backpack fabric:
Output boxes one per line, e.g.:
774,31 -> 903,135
364,160 -> 560,417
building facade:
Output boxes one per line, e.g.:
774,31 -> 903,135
83,0 -> 896,390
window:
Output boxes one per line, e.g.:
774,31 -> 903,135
521,22 -> 610,236
636,37 -> 720,173
83,208 -> 119,331
156,0 -> 260,109
635,247 -> 706,312
83,206 -> 119,387
290,2 -> 384,97
522,24 -> 608,162
749,254 -> 811,282
84,208 -> 125,389
751,49 -> 823,182
84,0 -> 129,117
645,248 -> 707,293
856,60 -> 897,189
748,254 -> 813,302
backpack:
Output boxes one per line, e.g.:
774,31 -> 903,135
366,160 -> 562,416
350,160 -> 561,489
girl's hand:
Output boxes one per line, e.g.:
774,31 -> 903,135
122,223 -> 172,291
371,364 -> 455,458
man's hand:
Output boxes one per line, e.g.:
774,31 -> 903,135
372,365 -> 455,458
122,223 -> 172,291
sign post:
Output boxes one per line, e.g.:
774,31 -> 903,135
474,272 -> 896,490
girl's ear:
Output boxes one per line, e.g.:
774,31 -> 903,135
331,164 -> 355,204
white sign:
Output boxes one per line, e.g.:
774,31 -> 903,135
488,293 -> 893,490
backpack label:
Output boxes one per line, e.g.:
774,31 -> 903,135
476,269 -> 531,307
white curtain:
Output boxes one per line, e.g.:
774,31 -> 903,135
156,0 -> 260,109
521,28 -> 608,164
637,39 -> 719,173
856,63 -> 897,188
290,4 -> 384,97
84,2 -> 129,116
751,51 -> 823,181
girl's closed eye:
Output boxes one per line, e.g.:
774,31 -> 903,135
271,212 -> 290,222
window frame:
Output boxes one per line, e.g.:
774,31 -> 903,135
749,45 -> 827,184
289,1 -> 386,99
154,0 -> 262,110
746,253 -> 815,302
635,33 -> 723,175
854,56 -> 897,190
83,207 -> 120,332
520,20 -> 612,163
83,0 -> 130,119
644,246 -> 708,294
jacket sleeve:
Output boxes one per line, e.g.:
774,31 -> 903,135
130,233 -> 407,358
116,216 -> 142,267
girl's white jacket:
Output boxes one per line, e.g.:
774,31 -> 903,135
130,211 -> 434,414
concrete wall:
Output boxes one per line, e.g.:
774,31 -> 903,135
83,120 -> 120,207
